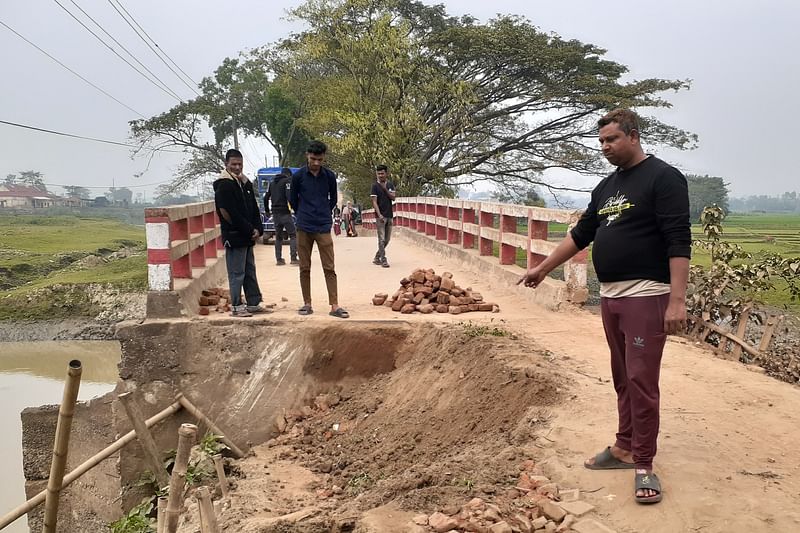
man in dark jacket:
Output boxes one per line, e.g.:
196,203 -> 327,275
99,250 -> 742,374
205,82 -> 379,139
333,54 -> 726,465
289,141 -> 349,318
518,109 -> 691,505
264,167 -> 298,266
213,149 -> 268,317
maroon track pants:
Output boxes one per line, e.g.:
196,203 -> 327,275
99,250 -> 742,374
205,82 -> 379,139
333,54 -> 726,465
600,294 -> 669,470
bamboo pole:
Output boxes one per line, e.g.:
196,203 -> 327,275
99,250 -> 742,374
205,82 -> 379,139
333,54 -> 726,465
0,400 -> 181,530
212,455 -> 229,499
195,487 -> 219,533
730,307 -> 751,359
688,314 -> 761,358
157,496 -> 167,533
176,394 -> 245,458
165,423 -> 197,533
758,315 -> 784,352
118,392 -> 170,490
42,359 -> 82,533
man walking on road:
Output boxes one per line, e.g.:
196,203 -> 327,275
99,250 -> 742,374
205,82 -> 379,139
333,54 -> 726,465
518,109 -> 691,504
370,164 -> 396,267
264,167 -> 298,266
290,141 -> 349,318
213,149 -> 270,317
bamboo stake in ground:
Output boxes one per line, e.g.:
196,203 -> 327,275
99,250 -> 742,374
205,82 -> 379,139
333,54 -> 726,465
157,496 -> 167,533
195,487 -> 219,533
212,455 -> 230,499
0,400 -> 181,531
165,423 -> 197,533
42,359 -> 82,533
118,392 -> 170,490
175,393 -> 245,458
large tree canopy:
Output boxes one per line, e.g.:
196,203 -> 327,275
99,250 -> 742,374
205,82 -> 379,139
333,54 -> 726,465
271,0 -> 696,204
131,0 -> 695,201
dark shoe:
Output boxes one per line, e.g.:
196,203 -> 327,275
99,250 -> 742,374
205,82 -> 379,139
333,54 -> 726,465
584,447 -> 635,470
329,307 -> 350,319
381,260 -> 390,268
298,305 -> 313,316
231,306 -> 253,317
276,258 -> 286,266
290,258 -> 300,265
246,305 -> 272,314
373,258 -> 382,265
634,472 -> 662,504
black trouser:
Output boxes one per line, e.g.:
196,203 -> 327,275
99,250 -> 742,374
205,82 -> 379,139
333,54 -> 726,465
273,212 -> 297,261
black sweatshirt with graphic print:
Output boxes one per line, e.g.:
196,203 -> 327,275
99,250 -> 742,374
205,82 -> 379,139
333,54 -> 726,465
570,156 -> 691,284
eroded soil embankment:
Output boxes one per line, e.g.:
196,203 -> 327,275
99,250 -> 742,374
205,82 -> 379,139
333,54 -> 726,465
173,323 -> 567,532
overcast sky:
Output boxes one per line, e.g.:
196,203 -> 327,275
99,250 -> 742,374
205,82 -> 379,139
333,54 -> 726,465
1,0 -> 797,201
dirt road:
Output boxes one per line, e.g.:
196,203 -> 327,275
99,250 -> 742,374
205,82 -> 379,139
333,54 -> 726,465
245,232 -> 800,532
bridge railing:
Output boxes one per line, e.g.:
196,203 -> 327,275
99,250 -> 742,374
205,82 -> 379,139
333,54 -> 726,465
363,197 -> 588,302
145,201 -> 222,291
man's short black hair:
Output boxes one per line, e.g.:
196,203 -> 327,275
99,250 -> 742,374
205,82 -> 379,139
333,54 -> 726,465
307,141 -> 327,155
375,164 -> 388,172
280,167 -> 292,178
225,149 -> 243,162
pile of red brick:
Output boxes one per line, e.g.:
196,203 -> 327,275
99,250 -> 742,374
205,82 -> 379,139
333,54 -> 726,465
373,268 -> 499,314
197,287 -> 231,315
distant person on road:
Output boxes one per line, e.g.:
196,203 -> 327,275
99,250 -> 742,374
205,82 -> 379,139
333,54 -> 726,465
290,141 -> 349,319
370,164 -> 396,267
518,109 -> 691,504
213,149 -> 270,317
264,167 -> 298,266
342,200 -> 358,237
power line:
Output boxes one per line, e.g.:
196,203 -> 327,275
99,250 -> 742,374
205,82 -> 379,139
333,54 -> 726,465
64,0 -> 191,100
0,19 -> 144,117
51,0 -> 182,102
106,0 -> 201,97
110,0 -> 201,88
0,118 -> 184,153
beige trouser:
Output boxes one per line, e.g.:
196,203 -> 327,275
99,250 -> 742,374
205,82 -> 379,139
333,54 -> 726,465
297,230 -> 338,305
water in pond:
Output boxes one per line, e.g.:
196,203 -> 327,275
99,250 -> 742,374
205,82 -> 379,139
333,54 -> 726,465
0,341 -> 120,532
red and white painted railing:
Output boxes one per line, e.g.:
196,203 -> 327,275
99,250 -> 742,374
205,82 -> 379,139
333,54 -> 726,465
363,197 -> 588,299
145,201 -> 222,291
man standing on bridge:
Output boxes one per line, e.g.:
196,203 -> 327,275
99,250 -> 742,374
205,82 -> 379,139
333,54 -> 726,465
518,109 -> 691,504
264,167 -> 299,266
290,141 -> 349,318
370,164 -> 396,267
214,149 -> 269,317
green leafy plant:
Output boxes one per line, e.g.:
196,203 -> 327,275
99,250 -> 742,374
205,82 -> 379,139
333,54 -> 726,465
109,498 -> 155,533
688,205 -> 800,350
199,431 -> 228,456
460,320 -> 512,338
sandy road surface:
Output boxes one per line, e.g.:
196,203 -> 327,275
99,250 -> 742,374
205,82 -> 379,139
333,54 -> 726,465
238,233 -> 800,532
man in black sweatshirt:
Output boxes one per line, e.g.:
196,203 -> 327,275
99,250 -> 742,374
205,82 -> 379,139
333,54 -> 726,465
213,149 -> 268,317
264,167 -> 298,266
519,109 -> 691,504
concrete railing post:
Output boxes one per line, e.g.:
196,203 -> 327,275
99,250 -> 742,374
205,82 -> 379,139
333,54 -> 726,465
499,209 -> 517,265
479,206 -> 494,256
446,201 -> 460,244
527,212 -> 548,269
435,201 -> 447,240
462,205 -> 476,249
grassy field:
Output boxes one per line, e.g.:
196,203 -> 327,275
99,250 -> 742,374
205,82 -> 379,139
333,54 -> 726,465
491,213 -> 800,311
0,214 -> 146,320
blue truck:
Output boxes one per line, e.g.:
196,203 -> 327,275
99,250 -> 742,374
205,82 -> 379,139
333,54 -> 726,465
256,166 -> 299,244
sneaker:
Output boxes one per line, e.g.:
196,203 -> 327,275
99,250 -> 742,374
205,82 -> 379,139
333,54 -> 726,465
231,306 -> 252,317
276,258 -> 286,266
246,305 -> 272,314
381,260 -> 390,268
290,258 -> 300,265
373,258 -> 382,265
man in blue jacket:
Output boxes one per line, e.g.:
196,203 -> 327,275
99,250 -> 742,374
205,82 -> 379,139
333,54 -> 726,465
213,149 -> 269,317
290,141 -> 349,318
518,109 -> 691,505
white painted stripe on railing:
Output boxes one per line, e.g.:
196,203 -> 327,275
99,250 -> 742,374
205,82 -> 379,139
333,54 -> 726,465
145,222 -> 170,250
148,264 -> 171,291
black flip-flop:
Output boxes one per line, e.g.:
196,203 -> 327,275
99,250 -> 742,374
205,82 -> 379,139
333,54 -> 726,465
298,305 -> 313,316
584,447 -> 636,470
329,308 -> 350,319
635,472 -> 662,504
